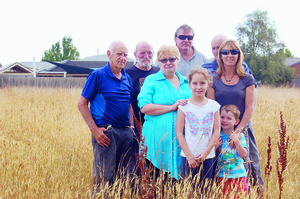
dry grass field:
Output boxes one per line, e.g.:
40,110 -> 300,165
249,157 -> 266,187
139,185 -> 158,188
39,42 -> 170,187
0,86 -> 299,198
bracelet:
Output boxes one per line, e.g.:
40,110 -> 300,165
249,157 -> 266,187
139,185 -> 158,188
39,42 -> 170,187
187,156 -> 194,161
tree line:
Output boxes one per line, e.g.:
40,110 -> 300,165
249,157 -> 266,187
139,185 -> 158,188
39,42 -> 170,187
41,9 -> 295,84
235,9 -> 294,84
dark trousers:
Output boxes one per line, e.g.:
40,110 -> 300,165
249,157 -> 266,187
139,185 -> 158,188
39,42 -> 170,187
128,127 -> 140,177
181,157 -> 214,192
92,126 -> 133,194
181,157 -> 214,179
243,122 -> 264,191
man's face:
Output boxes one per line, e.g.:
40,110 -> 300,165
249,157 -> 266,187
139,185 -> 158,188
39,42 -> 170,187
211,39 -> 223,60
174,29 -> 194,52
134,44 -> 154,68
108,44 -> 128,70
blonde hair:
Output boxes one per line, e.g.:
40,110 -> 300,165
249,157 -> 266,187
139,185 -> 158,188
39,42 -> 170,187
157,44 -> 180,61
216,39 -> 246,78
188,67 -> 212,84
221,104 -> 240,120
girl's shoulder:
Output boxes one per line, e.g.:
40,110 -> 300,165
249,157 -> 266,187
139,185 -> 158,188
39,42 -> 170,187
207,99 -> 221,109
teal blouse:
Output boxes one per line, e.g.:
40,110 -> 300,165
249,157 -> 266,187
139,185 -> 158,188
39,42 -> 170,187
138,70 -> 192,179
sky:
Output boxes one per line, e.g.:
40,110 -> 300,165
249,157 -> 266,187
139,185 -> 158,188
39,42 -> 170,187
1,0 -> 299,66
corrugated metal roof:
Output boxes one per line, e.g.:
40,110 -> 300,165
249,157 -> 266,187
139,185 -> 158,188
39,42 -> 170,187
284,58 -> 300,66
80,54 -> 134,62
0,54 -> 135,75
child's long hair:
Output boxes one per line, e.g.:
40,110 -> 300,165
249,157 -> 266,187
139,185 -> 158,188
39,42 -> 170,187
187,67 -> 212,96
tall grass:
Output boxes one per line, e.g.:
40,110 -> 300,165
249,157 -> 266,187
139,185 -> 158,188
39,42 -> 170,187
0,86 -> 299,198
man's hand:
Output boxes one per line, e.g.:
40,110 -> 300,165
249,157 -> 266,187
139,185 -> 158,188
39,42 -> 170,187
92,127 -> 111,147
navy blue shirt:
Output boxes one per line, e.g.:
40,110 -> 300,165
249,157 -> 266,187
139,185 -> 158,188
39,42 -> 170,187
81,63 -> 133,127
202,59 -> 257,88
212,74 -> 255,120
125,65 -> 160,124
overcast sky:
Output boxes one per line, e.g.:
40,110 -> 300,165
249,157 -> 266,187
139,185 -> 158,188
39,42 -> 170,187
1,0 -> 299,66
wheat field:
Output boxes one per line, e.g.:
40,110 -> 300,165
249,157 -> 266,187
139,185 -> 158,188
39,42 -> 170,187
0,86 -> 299,198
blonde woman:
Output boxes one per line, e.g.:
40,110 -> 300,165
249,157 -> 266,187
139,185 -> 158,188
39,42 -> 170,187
207,39 -> 263,192
138,44 -> 192,180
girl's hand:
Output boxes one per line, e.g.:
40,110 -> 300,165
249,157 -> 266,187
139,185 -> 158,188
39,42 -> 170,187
188,158 -> 199,169
195,151 -> 209,163
216,137 -> 222,154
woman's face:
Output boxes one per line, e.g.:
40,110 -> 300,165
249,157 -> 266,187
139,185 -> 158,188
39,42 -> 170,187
158,53 -> 179,75
220,44 -> 240,68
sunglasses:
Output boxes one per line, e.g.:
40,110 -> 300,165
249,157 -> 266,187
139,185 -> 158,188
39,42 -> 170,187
220,49 -> 240,55
159,58 -> 177,63
177,35 -> 194,40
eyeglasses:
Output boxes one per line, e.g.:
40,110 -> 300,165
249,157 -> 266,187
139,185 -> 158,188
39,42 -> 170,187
177,35 -> 194,40
159,58 -> 177,63
220,49 -> 240,55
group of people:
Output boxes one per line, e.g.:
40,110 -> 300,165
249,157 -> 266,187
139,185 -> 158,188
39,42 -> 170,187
78,24 -> 264,197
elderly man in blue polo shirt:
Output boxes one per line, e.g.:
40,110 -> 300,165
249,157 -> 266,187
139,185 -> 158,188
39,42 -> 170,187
78,40 -> 134,193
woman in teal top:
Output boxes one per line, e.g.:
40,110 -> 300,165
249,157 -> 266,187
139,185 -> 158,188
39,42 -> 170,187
138,44 -> 192,179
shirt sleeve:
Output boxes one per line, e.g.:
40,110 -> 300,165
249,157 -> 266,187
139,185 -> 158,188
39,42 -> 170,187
81,71 -> 99,101
240,134 -> 247,149
137,76 -> 154,109
243,62 -> 258,88
212,100 -> 221,113
244,74 -> 256,88
127,74 -> 133,104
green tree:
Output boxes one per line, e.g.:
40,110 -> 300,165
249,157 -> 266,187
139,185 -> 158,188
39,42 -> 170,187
284,48 -> 294,58
42,36 -> 80,61
235,9 -> 294,84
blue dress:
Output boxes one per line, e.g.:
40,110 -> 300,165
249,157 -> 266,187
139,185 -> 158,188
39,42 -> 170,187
138,70 -> 192,179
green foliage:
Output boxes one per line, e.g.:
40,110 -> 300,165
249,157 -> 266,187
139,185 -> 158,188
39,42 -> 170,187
235,9 -> 294,84
284,48 -> 294,58
42,36 -> 80,62
235,9 -> 285,56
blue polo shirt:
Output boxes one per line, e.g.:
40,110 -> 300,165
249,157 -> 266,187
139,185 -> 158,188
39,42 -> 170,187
81,63 -> 133,127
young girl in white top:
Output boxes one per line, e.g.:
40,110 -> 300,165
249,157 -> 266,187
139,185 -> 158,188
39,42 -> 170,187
176,68 -> 220,184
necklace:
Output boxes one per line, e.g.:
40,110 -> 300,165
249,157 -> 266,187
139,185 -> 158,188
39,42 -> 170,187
224,73 -> 236,83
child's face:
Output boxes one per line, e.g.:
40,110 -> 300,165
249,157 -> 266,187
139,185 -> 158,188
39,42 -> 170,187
189,73 -> 209,97
220,110 -> 239,131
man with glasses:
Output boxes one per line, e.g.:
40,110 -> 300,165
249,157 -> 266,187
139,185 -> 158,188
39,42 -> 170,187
202,34 -> 254,76
126,41 -> 159,125
174,24 -> 208,76
125,40 -> 159,178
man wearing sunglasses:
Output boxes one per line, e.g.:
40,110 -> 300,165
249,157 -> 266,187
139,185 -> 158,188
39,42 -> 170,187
173,24 -> 208,76
202,34 -> 255,79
